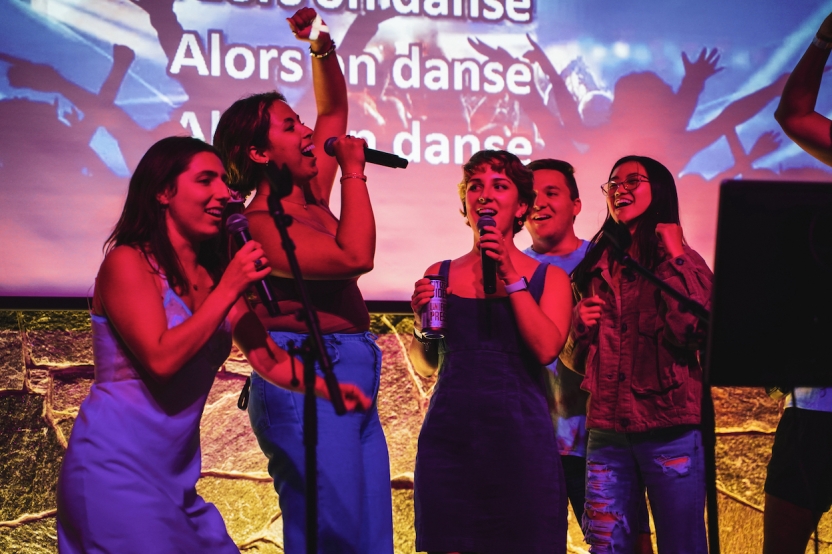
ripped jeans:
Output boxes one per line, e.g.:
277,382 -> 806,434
584,426 -> 707,554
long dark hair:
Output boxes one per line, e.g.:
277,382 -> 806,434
214,91 -> 287,195
104,136 -> 224,294
572,155 -> 681,292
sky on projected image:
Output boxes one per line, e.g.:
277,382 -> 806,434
0,0 -> 830,299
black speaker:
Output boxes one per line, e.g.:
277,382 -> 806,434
707,180 -> 832,387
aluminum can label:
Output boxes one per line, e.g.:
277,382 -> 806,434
420,275 -> 446,339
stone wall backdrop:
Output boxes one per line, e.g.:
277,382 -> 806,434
0,310 -> 830,553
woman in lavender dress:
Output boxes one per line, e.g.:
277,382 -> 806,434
56,136 -> 369,553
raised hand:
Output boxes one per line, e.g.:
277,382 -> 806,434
287,7 -> 331,50
748,131 -> 781,161
522,33 -> 552,70
682,47 -> 723,84
818,11 -> 832,41
655,223 -> 685,259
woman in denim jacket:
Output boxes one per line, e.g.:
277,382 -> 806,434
560,155 -> 713,554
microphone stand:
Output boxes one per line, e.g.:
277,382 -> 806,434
264,162 -> 347,554
606,227 -> 719,554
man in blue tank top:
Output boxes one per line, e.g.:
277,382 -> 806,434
523,159 -> 653,553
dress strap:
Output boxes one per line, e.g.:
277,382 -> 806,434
438,260 -> 451,279
527,262 -> 548,304
145,254 -> 184,311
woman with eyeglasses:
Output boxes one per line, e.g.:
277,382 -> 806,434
559,156 -> 713,554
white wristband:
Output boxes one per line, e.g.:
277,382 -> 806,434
813,35 -> 832,50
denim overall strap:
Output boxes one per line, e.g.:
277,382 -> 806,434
438,260 -> 451,280
528,262 -> 548,304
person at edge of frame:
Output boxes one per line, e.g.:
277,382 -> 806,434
764,10 -> 832,554
212,7 -> 393,554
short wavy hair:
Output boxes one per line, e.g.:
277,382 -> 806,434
457,150 -> 535,234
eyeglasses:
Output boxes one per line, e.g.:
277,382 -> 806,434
601,176 -> 649,196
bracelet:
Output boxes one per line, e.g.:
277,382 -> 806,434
310,40 -> 336,59
813,35 -> 832,50
413,328 -> 433,351
340,173 -> 367,184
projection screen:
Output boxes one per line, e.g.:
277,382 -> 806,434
0,0 -> 830,301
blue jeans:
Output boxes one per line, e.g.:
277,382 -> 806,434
247,331 -> 393,554
584,427 -> 706,554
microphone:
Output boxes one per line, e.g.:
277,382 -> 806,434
226,214 -> 279,317
477,215 -> 497,294
323,137 -> 408,169
602,217 -> 632,261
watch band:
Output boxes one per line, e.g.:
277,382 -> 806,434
504,276 -> 529,294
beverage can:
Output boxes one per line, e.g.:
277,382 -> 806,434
420,275 -> 447,339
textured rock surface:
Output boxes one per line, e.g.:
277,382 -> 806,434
0,519 -> 59,554
0,330 -> 25,392
201,371 -> 267,475
1,310 -> 830,553
0,394 -> 64,521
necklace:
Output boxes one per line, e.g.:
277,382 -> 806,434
283,198 -> 308,209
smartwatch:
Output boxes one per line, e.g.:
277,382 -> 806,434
504,276 -> 529,294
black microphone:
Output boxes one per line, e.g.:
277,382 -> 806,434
477,215 -> 497,294
226,214 -> 279,317
323,137 -> 409,169
602,217 -> 632,261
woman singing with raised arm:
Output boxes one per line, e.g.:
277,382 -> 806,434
213,7 -> 392,554
56,136 -> 370,553
409,150 -> 572,554
561,156 -> 712,554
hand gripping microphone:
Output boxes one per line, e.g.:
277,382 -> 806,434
323,137 -> 409,169
226,213 -> 279,317
477,215 -> 497,294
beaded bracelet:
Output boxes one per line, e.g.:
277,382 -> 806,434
340,173 -> 367,184
310,41 -> 337,59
